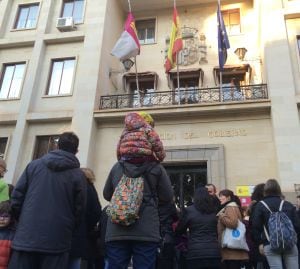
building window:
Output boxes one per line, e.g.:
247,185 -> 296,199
136,19 -> 156,44
47,58 -> 75,96
222,9 -> 241,35
0,62 -> 26,99
165,163 -> 207,209
174,80 -> 199,104
0,137 -> 8,159
169,69 -> 204,104
124,72 -> 158,107
213,64 -> 251,101
33,135 -> 59,160
61,0 -> 84,24
222,78 -> 243,101
14,3 -> 39,29
130,82 -> 155,107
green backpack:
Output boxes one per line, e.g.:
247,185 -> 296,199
106,164 -> 150,226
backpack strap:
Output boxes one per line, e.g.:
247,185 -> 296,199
260,200 -> 272,242
260,200 -> 273,213
279,200 -> 284,212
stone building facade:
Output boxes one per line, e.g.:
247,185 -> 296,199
0,0 -> 300,205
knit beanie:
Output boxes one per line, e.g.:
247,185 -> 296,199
138,111 -> 154,127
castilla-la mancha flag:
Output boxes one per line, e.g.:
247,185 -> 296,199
164,7 -> 183,72
111,12 -> 140,61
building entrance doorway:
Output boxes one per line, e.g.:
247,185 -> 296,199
164,163 -> 207,210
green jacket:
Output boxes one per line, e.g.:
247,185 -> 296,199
0,178 -> 9,202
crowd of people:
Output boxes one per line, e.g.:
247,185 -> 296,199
0,111 -> 299,269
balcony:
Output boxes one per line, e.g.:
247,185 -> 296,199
99,84 -> 268,110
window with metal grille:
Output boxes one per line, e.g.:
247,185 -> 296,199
164,164 -> 207,210
47,58 -> 75,95
61,0 -> 84,24
124,72 -> 158,107
221,9 -> 241,35
14,3 -> 39,29
33,135 -> 59,160
0,137 -> 8,159
169,69 -> 203,104
136,19 -> 156,44
0,62 -> 26,99
130,81 -> 155,107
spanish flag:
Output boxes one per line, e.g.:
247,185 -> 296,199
111,12 -> 140,61
164,7 -> 183,73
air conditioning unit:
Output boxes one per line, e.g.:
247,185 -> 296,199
56,17 -> 75,31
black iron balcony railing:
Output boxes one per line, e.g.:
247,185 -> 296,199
99,84 -> 268,110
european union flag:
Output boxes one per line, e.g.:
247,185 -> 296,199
217,0 -> 230,70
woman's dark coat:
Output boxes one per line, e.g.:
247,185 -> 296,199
176,204 -> 221,260
70,182 -> 102,259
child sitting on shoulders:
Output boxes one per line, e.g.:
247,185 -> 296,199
117,111 -> 166,163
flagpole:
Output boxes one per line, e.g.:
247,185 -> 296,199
218,0 -> 222,102
127,0 -> 132,12
174,0 -> 180,105
176,52 -> 181,105
134,56 -> 141,107
219,71 -> 223,102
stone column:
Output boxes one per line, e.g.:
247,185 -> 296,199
260,0 -> 300,191
71,0 -> 109,167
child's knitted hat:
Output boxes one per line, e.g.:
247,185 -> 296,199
138,111 -> 154,127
